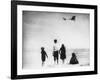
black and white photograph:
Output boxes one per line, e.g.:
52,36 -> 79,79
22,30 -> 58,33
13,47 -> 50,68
11,1 -> 97,79
22,11 -> 90,69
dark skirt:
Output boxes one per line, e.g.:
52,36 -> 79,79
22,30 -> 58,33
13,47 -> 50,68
60,52 -> 66,60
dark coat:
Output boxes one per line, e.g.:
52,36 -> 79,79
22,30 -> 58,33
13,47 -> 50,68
69,53 -> 79,64
41,50 -> 48,62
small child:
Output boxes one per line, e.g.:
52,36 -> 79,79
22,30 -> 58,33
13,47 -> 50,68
41,47 -> 48,66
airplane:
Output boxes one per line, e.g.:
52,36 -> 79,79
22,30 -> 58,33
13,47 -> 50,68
70,16 -> 76,21
63,16 -> 76,21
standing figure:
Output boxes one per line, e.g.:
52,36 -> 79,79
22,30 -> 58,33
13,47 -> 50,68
59,44 -> 66,64
41,47 -> 48,66
69,52 -> 79,64
53,39 -> 59,64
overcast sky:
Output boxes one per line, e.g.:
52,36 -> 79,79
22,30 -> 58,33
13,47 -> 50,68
23,11 -> 89,49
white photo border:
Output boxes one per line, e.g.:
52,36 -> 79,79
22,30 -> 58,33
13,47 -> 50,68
17,5 -> 94,75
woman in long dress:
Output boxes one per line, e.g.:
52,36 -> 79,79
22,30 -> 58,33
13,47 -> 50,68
59,44 -> 66,64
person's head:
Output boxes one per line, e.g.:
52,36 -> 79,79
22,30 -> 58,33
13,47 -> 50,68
62,44 -> 64,47
41,47 -> 44,50
54,39 -> 57,43
72,52 -> 76,57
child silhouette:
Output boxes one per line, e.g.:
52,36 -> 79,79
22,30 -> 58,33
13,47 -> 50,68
41,47 -> 48,66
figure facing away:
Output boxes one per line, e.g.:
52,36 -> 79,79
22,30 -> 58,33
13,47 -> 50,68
69,52 -> 79,64
53,39 -> 59,64
59,44 -> 66,64
41,47 -> 48,66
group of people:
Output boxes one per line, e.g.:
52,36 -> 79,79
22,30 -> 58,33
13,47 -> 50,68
41,39 -> 79,66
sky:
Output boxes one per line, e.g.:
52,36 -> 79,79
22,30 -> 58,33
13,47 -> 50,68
22,11 -> 90,68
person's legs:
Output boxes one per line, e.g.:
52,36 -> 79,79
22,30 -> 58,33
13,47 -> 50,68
42,61 -> 44,66
57,56 -> 58,64
54,51 -> 59,64
62,59 -> 65,64
54,56 -> 56,64
57,51 -> 59,64
54,51 -> 57,64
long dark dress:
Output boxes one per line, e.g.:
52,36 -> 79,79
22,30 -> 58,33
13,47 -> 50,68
60,45 -> 66,60
69,53 -> 79,64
